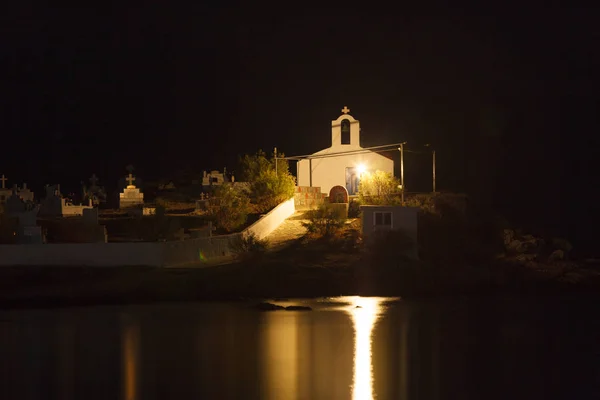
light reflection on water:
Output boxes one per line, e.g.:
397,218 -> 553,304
0,295 -> 597,399
121,314 -> 140,400
348,297 -> 385,400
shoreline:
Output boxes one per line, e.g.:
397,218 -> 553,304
0,261 -> 598,310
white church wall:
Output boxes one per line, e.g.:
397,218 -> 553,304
296,107 -> 395,195
297,152 -> 393,196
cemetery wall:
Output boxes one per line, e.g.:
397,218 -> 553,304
0,198 -> 296,267
244,197 -> 295,240
161,234 -> 239,266
0,242 -> 164,267
0,236 -> 238,267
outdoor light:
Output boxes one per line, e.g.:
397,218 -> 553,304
357,164 -> 366,175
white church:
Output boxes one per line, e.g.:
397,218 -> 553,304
296,106 -> 394,195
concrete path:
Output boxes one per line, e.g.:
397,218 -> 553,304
265,211 -> 309,251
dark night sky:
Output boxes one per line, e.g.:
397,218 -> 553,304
0,7 -> 598,253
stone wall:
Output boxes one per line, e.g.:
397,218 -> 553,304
294,186 -> 326,210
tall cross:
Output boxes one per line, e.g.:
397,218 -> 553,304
0,174 -> 7,189
126,173 -> 135,186
341,106 -> 350,114
89,174 -> 99,186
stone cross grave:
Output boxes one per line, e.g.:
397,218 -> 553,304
125,173 -> 136,186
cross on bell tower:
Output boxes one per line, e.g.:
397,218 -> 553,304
341,106 -> 350,114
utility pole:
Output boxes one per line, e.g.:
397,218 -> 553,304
399,142 -> 406,204
425,144 -> 436,194
432,150 -> 436,193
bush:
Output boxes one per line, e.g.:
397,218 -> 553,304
230,232 -> 269,261
348,198 -> 362,218
302,204 -> 346,238
238,150 -> 296,213
208,184 -> 250,233
358,170 -> 402,205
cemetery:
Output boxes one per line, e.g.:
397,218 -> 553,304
0,164 -> 297,267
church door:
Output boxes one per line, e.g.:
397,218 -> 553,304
345,167 -> 360,195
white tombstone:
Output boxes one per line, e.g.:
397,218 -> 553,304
38,185 -> 64,217
0,174 -> 11,204
5,189 -> 26,215
202,169 -> 229,187
18,183 -> 35,202
39,184 -> 93,217
119,173 -> 144,208
13,206 -> 43,244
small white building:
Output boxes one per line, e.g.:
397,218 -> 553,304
360,205 -> 419,260
296,107 -> 394,195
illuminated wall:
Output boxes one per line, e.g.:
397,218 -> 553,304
297,111 -> 394,195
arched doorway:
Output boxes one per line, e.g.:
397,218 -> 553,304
345,167 -> 360,195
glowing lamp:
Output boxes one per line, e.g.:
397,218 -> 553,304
357,164 -> 366,175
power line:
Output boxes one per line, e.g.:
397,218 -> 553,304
279,142 -> 408,161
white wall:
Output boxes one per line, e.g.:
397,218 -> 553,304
243,197 -> 295,240
360,205 -> 419,260
0,242 -> 164,267
297,152 -> 393,196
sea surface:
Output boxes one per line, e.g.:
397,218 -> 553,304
0,295 -> 598,399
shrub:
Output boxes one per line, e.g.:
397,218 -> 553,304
230,232 -> 269,261
302,204 -> 346,238
238,150 -> 296,213
358,170 -> 402,205
348,198 -> 362,218
208,184 -> 250,233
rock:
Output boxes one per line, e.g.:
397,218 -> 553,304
285,305 -> 312,311
548,249 -> 565,262
520,234 -> 541,252
552,238 -> 573,253
507,239 -> 526,254
516,253 -> 537,263
255,302 -> 285,311
503,229 -> 515,246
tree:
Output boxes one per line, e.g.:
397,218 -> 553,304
238,149 -> 296,213
358,170 -> 402,205
209,184 -> 250,233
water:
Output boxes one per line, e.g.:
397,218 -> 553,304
0,295 -> 598,400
